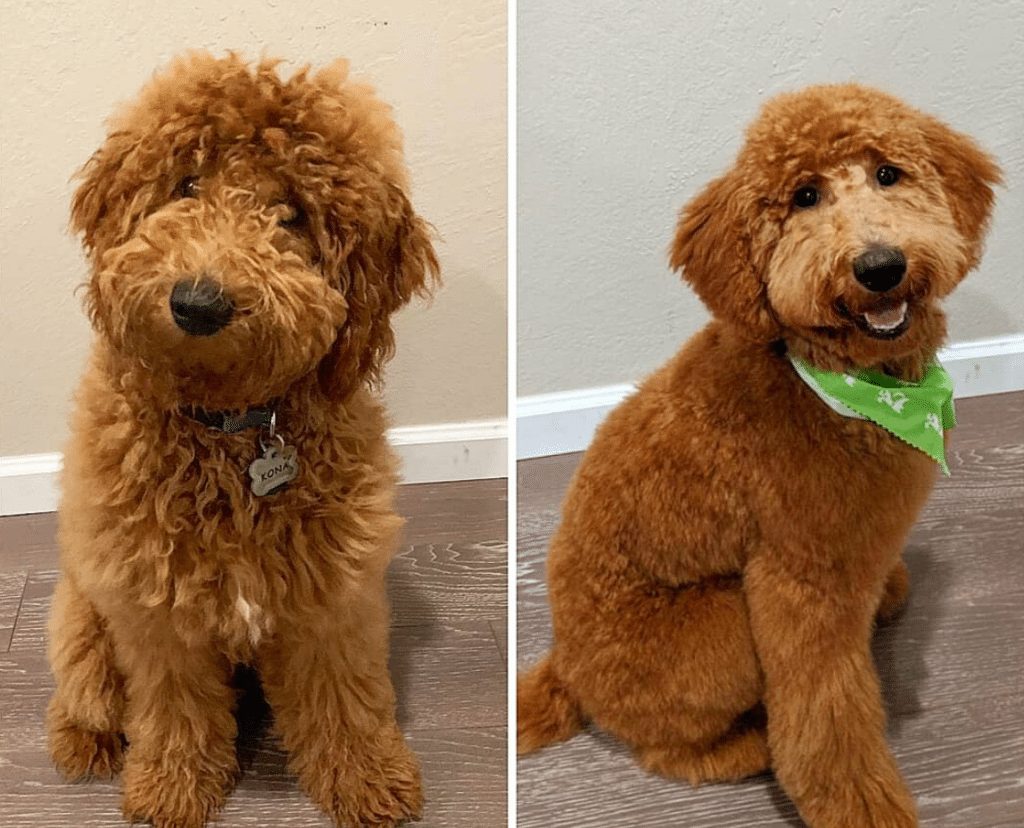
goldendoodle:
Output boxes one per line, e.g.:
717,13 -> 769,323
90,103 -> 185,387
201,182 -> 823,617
518,85 -> 999,827
47,52 -> 438,828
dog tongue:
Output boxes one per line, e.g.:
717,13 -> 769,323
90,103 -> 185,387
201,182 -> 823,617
863,301 -> 908,330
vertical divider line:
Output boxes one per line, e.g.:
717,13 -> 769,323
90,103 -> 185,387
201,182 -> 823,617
506,1 -> 518,825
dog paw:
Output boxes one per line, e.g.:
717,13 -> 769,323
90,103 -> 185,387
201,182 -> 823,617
834,793 -> 917,828
47,702 -> 124,780
121,752 -> 235,828
801,778 -> 918,828
636,725 -> 770,785
305,731 -> 423,827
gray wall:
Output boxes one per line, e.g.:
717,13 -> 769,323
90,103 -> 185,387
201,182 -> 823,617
518,0 -> 1024,396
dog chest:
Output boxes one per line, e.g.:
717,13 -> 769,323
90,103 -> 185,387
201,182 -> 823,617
232,592 -> 268,648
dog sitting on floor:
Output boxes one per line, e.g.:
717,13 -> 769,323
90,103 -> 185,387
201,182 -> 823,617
46,52 -> 438,828
517,85 -> 999,827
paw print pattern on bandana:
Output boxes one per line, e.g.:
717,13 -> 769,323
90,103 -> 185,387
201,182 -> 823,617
924,412 -> 943,434
877,389 -> 909,413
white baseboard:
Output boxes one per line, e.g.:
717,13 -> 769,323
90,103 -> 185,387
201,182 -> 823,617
388,419 -> 507,485
0,419 -> 507,517
0,453 -> 62,518
938,334 -> 1024,398
516,383 -> 635,461
517,334 -> 1024,460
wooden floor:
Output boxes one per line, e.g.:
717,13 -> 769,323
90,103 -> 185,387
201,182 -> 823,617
0,478 -> 507,828
517,392 -> 1024,828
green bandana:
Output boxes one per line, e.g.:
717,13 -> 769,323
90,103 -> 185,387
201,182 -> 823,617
789,355 -> 956,475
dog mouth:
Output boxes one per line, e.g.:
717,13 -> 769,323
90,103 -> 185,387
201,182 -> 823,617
837,298 -> 911,340
860,300 -> 910,338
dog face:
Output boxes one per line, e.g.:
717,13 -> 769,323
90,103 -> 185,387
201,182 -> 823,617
671,85 -> 1000,370
71,52 -> 438,409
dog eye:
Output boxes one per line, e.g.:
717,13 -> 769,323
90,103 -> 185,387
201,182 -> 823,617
876,165 -> 901,187
278,202 -> 306,229
793,186 -> 819,208
174,176 -> 201,199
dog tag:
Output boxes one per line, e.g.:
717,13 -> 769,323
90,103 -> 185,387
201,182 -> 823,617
248,443 -> 299,496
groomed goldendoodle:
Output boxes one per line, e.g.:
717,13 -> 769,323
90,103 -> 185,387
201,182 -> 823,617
47,52 -> 438,828
518,85 -> 999,827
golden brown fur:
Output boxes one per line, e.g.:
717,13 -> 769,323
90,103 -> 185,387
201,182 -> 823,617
518,85 -> 1000,827
47,52 -> 438,828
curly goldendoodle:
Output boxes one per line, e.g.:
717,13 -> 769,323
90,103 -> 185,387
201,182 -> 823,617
47,52 -> 438,828
518,85 -> 999,827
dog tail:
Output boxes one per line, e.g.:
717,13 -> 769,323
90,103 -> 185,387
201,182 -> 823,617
517,655 -> 584,754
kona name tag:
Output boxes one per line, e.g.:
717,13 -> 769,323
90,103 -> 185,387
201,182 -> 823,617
248,444 -> 299,496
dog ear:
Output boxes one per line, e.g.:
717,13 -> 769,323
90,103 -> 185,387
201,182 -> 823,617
70,132 -> 136,255
385,185 -> 440,308
918,115 -> 1002,269
669,172 -> 779,339
318,186 -> 439,401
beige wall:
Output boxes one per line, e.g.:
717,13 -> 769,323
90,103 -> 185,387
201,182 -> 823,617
0,0 -> 506,456
518,0 -> 1024,397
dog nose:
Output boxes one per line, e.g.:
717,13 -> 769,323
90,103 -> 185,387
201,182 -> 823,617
170,278 -> 234,336
852,246 -> 906,293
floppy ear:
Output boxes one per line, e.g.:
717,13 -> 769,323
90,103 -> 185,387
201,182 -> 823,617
386,185 -> 440,307
318,186 -> 440,401
918,115 -> 1002,269
70,132 -> 137,256
669,172 -> 779,339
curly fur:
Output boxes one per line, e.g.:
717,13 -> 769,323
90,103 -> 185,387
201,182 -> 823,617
518,84 -> 1000,828
47,51 -> 438,828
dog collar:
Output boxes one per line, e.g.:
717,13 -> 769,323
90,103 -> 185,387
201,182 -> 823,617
183,404 -> 300,496
185,405 -> 276,433
788,355 -> 956,475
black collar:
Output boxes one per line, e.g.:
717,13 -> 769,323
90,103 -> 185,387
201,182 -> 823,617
185,405 -> 276,433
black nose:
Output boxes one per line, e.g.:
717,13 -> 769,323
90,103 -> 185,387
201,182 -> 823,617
170,278 -> 234,336
852,247 -> 906,293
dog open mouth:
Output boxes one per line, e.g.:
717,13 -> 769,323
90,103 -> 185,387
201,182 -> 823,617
860,300 -> 910,338
838,299 -> 911,340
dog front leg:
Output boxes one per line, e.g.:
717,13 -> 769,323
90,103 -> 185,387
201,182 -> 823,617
746,553 -> 917,828
46,576 -> 126,779
259,592 -> 422,828
110,614 -> 238,828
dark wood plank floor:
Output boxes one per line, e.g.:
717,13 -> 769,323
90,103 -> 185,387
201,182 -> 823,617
0,478 -> 507,828
517,392 -> 1024,828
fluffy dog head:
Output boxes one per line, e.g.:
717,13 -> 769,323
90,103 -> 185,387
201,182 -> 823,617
671,84 -> 1000,374
72,51 -> 438,410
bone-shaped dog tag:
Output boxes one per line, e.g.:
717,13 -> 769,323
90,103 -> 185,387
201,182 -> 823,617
248,444 -> 299,496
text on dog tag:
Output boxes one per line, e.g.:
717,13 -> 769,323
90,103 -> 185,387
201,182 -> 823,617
248,444 -> 299,496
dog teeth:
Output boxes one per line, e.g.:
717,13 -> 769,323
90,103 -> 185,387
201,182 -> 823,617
863,301 -> 908,331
